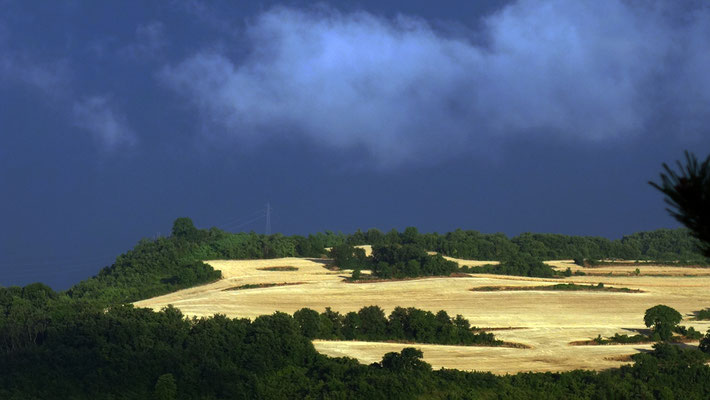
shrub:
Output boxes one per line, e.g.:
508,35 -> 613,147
695,308 -> 710,320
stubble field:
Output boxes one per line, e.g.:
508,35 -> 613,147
134,257 -> 710,374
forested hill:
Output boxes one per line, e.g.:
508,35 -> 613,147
2,218 -> 710,398
66,218 -> 707,305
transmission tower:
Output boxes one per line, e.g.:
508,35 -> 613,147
265,202 -> 271,235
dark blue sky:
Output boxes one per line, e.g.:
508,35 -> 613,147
1,0 -> 709,289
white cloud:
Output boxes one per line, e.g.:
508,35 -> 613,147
73,96 -> 136,149
161,1 -> 710,166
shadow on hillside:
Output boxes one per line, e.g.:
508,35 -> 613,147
305,258 -> 333,265
622,327 -> 652,336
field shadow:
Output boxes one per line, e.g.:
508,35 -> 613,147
308,258 -> 336,270
306,258 -> 333,265
621,327 -> 652,336
671,342 -> 702,349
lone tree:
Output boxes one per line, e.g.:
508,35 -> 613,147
644,305 -> 682,341
649,151 -> 710,257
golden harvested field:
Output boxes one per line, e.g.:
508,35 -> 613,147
135,257 -> 710,374
547,259 -> 710,276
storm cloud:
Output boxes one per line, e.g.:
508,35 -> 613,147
161,0 -> 710,166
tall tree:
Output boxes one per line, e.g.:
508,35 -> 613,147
644,305 -> 682,341
154,373 -> 177,400
293,308 -> 321,339
649,151 -> 710,257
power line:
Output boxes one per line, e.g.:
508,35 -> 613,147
211,203 -> 276,234
1,204 -> 279,280
265,202 -> 271,235
210,207 -> 266,229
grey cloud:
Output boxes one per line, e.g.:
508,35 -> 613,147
73,97 -> 136,149
0,49 -> 70,97
0,18 -> 69,95
161,1 -> 710,166
0,18 -> 135,152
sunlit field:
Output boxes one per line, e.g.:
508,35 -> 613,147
135,257 -> 710,374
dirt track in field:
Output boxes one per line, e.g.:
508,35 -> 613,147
134,257 -> 710,374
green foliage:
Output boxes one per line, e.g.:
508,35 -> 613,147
673,325 -> 703,340
700,330 -> 710,354
590,309 -> 701,345
342,311 -> 360,340
351,269 -> 361,280
292,306 -> 501,347
329,244 -> 369,270
464,254 -> 557,278
171,217 -> 201,241
369,244 -> 458,278
154,373 -> 177,400
68,218 -> 335,305
644,305 -> 683,341
472,283 -> 641,293
649,151 -> 710,257
695,308 -> 710,320
377,347 -> 431,373
433,227 -> 708,263
358,305 -> 388,340
293,308 -> 321,339
592,333 -> 650,345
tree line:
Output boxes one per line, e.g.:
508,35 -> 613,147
293,306 -> 500,346
331,243 -> 461,279
343,226 -> 709,264
332,243 -> 568,279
